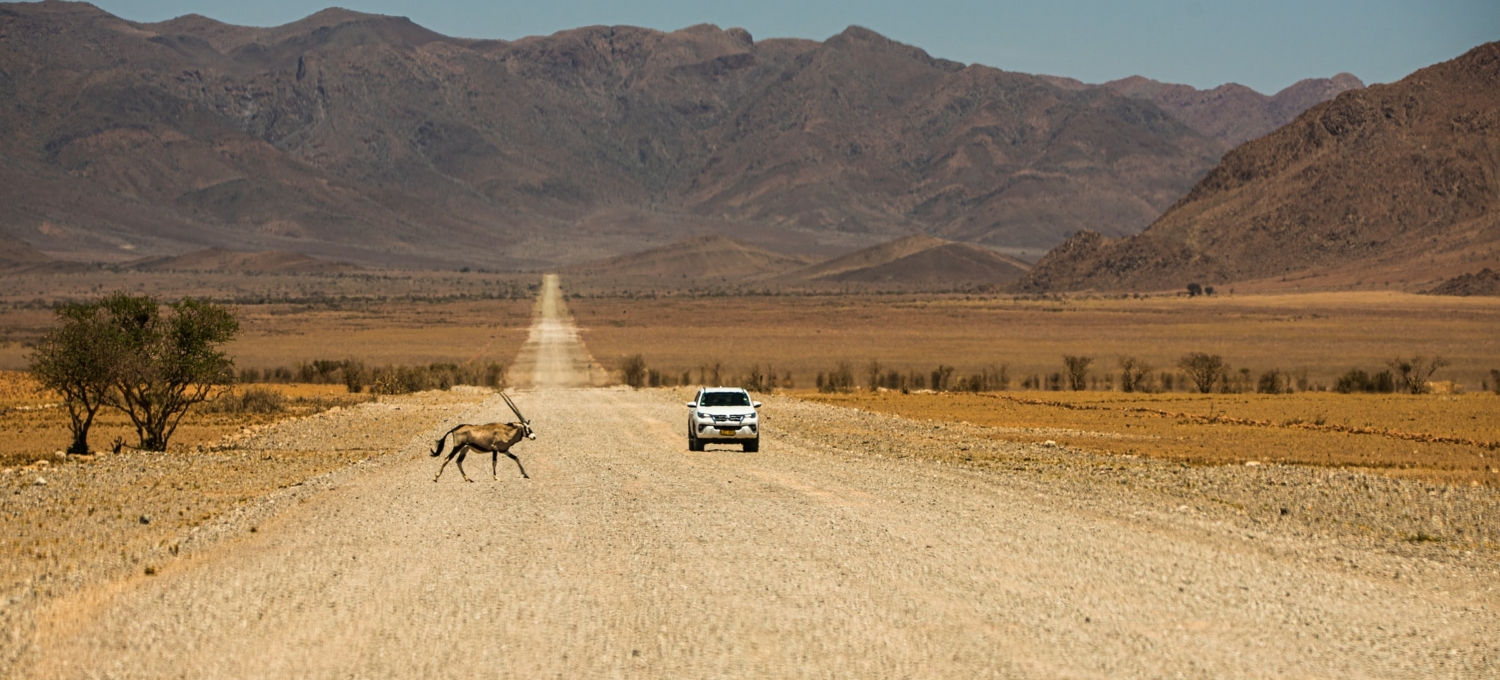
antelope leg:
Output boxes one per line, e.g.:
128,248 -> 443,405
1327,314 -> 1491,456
456,447 -> 473,482
506,451 -> 530,479
434,445 -> 462,482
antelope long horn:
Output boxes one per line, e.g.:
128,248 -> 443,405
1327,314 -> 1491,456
500,391 -> 528,424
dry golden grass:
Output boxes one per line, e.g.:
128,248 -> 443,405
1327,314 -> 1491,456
803,390 -> 1500,487
0,295 -> 535,465
0,298 -> 536,373
223,299 -> 534,371
0,373 -> 370,466
571,289 -> 1499,487
569,290 -> 1500,391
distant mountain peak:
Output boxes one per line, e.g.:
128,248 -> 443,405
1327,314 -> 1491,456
1016,42 -> 1499,293
1102,72 -> 1364,147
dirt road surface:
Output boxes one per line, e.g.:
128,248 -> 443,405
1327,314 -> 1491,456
508,273 -> 608,389
21,279 -> 1497,678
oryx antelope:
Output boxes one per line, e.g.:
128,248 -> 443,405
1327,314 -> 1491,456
431,391 -> 536,482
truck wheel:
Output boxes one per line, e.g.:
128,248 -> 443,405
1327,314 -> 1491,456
743,439 -> 759,453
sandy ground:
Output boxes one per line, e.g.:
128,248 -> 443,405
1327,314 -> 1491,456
13,279 -> 1499,678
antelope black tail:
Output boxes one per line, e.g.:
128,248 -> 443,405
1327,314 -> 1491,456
430,424 -> 468,457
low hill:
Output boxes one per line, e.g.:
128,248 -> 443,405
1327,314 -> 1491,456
783,233 -> 1029,288
1427,269 -> 1500,297
0,232 -> 52,269
792,234 -> 951,280
129,248 -> 359,273
1016,42 -> 1500,294
821,242 -> 1030,287
560,235 -> 816,286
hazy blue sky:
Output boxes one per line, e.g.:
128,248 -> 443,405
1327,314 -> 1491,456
90,0 -> 1496,93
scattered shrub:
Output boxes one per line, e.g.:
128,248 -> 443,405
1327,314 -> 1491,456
1178,353 -> 1225,393
930,365 -> 955,392
367,362 -> 506,395
698,361 -> 723,386
621,354 -> 647,388
1491,369 -> 1500,395
1118,356 -> 1152,393
343,360 -> 368,393
739,364 -> 774,392
1062,355 -> 1093,391
872,368 -> 926,392
955,365 -> 1009,393
1335,369 -> 1395,394
1186,282 -> 1203,297
1387,355 -> 1450,395
1257,370 -> 1285,395
206,387 -> 286,414
819,361 -> 856,393
865,360 -> 883,392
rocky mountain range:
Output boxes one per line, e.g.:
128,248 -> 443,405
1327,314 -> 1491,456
1045,73 -> 1366,148
1017,41 -> 1500,294
0,1 -> 1355,270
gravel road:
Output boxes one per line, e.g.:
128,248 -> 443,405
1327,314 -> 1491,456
19,278 -> 1498,678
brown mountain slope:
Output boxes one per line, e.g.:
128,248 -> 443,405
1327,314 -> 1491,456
129,248 -> 359,273
1105,73 -> 1365,147
0,2 -> 534,269
560,235 -> 816,285
0,3 -> 1222,267
1016,42 -> 1500,294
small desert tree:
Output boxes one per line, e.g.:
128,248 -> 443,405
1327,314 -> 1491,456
1118,356 -> 1152,393
28,301 -> 128,454
865,359 -> 883,392
1386,355 -> 1449,395
103,294 -> 239,451
698,360 -> 723,386
1186,283 -> 1203,297
930,365 -> 955,392
820,361 -> 856,393
1062,355 -> 1093,391
1491,369 -> 1500,395
1178,352 -> 1225,394
1256,370 -> 1284,395
621,354 -> 647,388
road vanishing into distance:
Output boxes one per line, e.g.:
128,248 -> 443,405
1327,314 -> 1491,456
24,276 -> 1495,678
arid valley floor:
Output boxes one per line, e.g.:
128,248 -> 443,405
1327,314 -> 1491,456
1,272 -> 1497,677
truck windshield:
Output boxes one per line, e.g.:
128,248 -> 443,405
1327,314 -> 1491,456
700,392 -> 751,407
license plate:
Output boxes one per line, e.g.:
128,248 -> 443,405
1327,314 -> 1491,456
719,429 -> 737,436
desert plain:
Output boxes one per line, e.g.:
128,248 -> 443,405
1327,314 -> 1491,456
1,271 -> 1497,678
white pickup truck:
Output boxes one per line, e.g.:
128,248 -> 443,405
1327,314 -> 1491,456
686,387 -> 761,452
